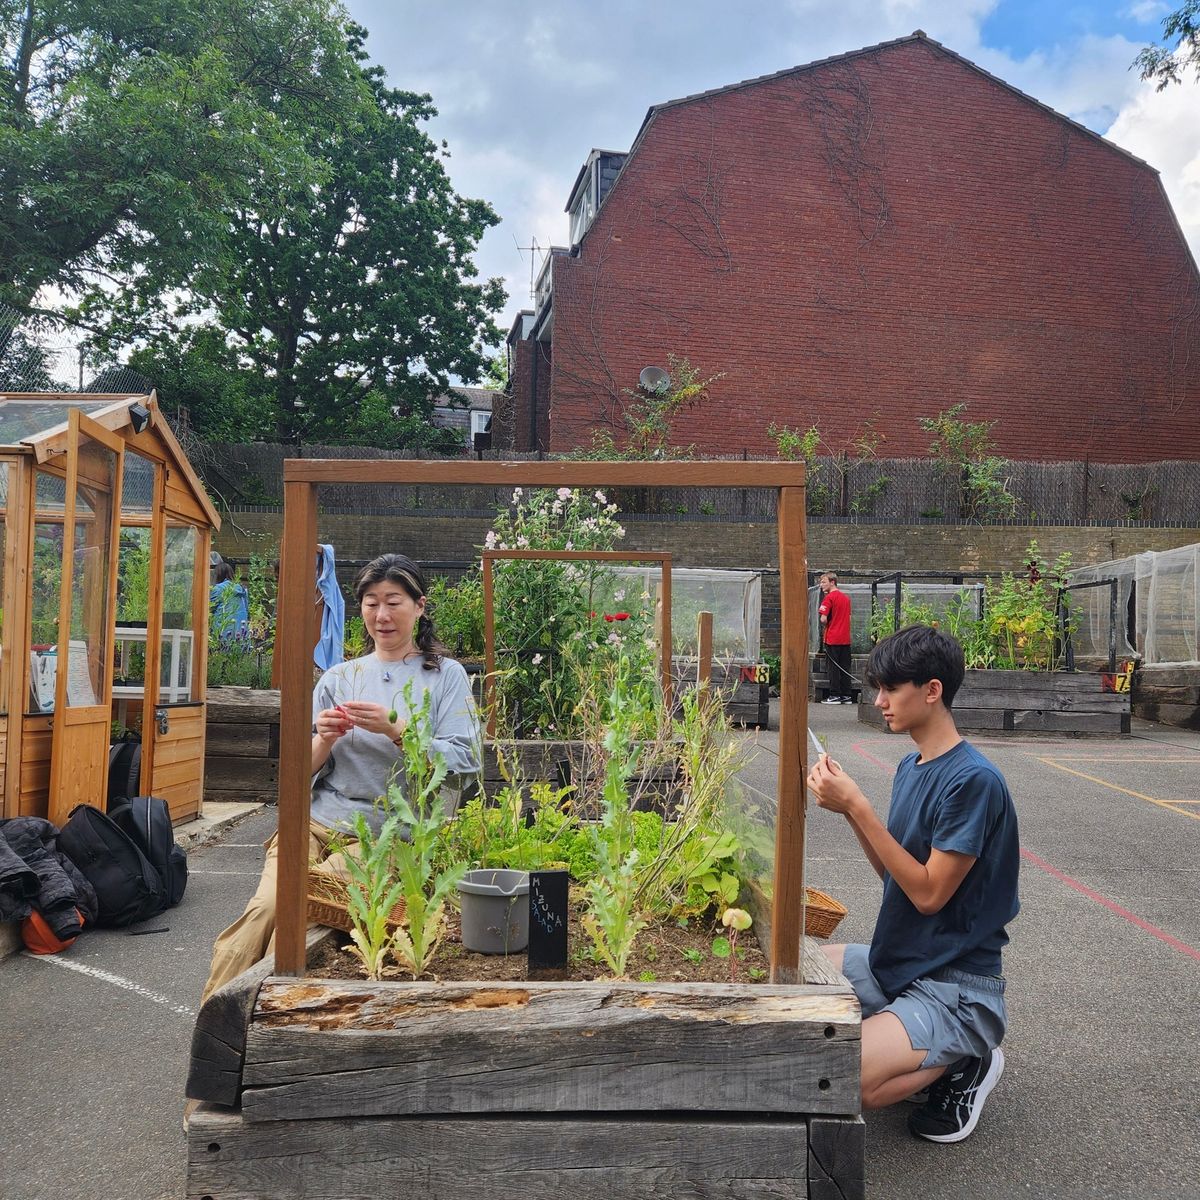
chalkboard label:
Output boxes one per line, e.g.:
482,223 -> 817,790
528,869 -> 568,976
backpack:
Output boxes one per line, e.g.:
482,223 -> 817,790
58,804 -> 164,927
109,796 -> 188,908
107,738 -> 142,807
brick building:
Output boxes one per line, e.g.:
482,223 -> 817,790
500,32 -> 1200,463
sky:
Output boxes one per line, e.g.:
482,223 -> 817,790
345,0 -> 1198,341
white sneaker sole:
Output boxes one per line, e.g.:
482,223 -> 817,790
917,1046 -> 1005,1144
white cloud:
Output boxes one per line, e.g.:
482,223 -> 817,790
1123,1 -> 1169,23
1105,79 -> 1200,261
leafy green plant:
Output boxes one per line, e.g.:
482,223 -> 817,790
427,574 -> 485,659
337,811 -> 406,981
386,682 -> 467,979
918,403 -> 1019,521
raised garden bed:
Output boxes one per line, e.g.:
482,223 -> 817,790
1132,665 -> 1200,732
859,669 -> 1131,735
185,938 -> 863,1200
205,686 -> 281,803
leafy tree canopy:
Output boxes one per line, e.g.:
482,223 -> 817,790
1135,1 -> 1200,88
88,25 -> 505,446
0,0 -> 365,311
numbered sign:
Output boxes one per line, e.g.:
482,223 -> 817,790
528,869 -> 569,977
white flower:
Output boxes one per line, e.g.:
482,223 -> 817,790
484,530 -> 497,549
616,526 -> 626,539
565,541 -> 574,550
532,653 -> 544,665
614,589 -> 625,602
606,503 -> 618,513
607,632 -> 621,645
552,499 -> 563,515
517,536 -> 529,548
512,487 -> 523,501
573,630 -> 584,640
557,486 -> 571,501
595,490 -> 607,503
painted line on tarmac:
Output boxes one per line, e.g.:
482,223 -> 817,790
1034,757 -> 1200,822
1043,755 -> 1200,763
850,740 -> 895,772
1019,849 -> 1200,964
22,952 -> 197,1017
188,869 -> 266,876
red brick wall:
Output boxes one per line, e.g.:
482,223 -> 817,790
506,337 -> 553,452
538,38 -> 1200,463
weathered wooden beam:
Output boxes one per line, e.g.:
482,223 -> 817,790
189,1109 -> 823,1200
808,1115 -> 867,1200
186,927 -> 335,1106
241,978 -> 860,1121
284,459 -> 807,488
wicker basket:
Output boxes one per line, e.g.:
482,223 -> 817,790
306,871 -> 406,934
804,887 -> 848,939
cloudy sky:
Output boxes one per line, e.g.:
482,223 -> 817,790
345,0 -> 1197,341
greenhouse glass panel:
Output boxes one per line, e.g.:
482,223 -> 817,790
811,582 -> 985,654
0,398 -> 115,444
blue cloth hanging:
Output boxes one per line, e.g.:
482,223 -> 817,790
314,543 -> 345,669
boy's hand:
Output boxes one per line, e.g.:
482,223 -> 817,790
807,753 -> 864,815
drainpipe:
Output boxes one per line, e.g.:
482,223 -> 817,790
529,342 -> 539,452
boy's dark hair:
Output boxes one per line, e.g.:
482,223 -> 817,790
865,624 -> 966,708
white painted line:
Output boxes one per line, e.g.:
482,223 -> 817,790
22,952 -> 196,1017
188,869 -> 264,876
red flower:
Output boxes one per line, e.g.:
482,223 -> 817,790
590,611 -> 597,618
603,613 -> 615,622
615,612 -> 630,621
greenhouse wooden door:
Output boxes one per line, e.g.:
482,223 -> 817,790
48,411 -> 124,826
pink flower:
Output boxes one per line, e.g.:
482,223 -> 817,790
557,486 -> 571,500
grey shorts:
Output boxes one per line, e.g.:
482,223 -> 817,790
841,943 -> 1008,1069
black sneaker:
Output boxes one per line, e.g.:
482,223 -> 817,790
908,1047 -> 1005,1143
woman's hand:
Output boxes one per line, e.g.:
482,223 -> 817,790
339,700 -> 407,742
314,706 -> 351,744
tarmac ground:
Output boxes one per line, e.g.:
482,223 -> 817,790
1,707 -> 1198,1199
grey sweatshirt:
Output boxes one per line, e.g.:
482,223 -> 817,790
309,653 -> 481,834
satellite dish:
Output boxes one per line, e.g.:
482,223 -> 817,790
638,365 -> 671,393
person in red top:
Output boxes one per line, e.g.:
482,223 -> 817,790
819,572 -> 854,703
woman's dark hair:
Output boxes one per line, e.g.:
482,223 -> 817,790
354,553 -> 444,670
865,624 -> 965,708
214,560 -> 234,585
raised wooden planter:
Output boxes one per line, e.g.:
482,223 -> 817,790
1133,665 -> 1200,731
204,686 -> 281,802
859,669 -> 1131,735
186,940 -> 864,1200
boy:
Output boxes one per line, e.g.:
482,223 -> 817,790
818,572 -> 854,703
807,624 -> 1019,1143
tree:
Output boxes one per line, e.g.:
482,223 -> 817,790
92,27 -> 504,446
0,0 -> 363,312
1135,2 -> 1200,88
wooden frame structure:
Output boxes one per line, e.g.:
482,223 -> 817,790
481,548 -> 674,739
274,459 -> 809,980
0,393 -> 219,825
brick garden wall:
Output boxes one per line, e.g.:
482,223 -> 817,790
528,37 -> 1200,462
215,512 -> 1200,654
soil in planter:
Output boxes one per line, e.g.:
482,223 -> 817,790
307,888 -> 770,984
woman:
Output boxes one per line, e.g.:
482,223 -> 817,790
198,554 -> 480,1006
209,560 -> 250,642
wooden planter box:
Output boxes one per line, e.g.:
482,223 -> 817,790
859,669 -> 1131,735
204,686 -> 281,802
186,940 -> 864,1200
1132,665 -> 1200,731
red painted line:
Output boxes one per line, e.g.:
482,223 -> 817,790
1019,848 -> 1200,964
850,738 -> 1200,963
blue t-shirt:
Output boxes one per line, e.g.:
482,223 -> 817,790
868,739 -> 1020,1000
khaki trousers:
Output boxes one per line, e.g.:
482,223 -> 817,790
200,821 -> 357,1006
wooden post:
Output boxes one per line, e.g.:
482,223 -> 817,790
275,480 -> 319,976
772,484 -> 808,983
482,554 -> 495,738
696,610 -> 713,693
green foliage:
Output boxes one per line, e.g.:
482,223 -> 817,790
569,354 -> 722,460
1135,2 -> 1200,88
438,781 -> 577,874
337,811 -> 407,981
427,575 -> 485,659
485,486 -> 645,738
1,0 -> 365,312
868,542 -> 1074,671
385,682 -> 466,979
207,555 -> 277,688
918,403 -> 1018,521
86,25 -> 504,446
768,418 -> 888,516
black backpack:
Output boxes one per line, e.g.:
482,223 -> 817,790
58,804 -> 165,927
109,796 -> 188,908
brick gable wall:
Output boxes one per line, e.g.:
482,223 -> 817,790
530,39 -> 1199,462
